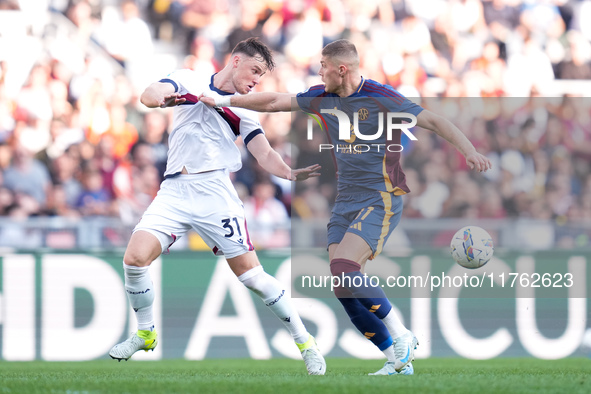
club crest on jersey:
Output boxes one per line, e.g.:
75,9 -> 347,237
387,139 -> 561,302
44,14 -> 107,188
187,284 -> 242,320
358,107 -> 369,121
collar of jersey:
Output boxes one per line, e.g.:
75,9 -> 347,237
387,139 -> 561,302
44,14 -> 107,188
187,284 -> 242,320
209,74 -> 234,96
324,76 -> 365,97
347,76 -> 365,97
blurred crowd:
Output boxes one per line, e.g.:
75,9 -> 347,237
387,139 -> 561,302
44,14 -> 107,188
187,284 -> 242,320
0,0 -> 590,249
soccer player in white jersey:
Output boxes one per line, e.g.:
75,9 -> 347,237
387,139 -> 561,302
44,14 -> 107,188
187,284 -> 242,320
108,38 -> 326,375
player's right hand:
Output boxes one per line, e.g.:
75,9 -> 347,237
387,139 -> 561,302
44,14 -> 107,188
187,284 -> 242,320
291,164 -> 322,181
466,152 -> 492,172
160,93 -> 186,108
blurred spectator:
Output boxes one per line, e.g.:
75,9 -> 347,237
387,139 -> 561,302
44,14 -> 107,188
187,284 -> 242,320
15,63 -> 53,123
65,0 -> 98,47
292,179 -> 330,220
0,0 -> 19,10
411,159 -> 450,218
0,185 -> 15,215
574,0 -> 591,43
49,151 -> 83,208
0,192 -> 44,249
505,36 -> 554,96
449,0 -> 486,35
38,118 -> 84,164
556,31 -> 591,79
180,0 -> 232,51
86,103 -> 139,161
112,141 -> 159,224
0,142 -> 12,171
46,184 -> 81,218
184,36 -> 220,74
442,170 -> 481,218
478,184 -> 507,218
244,180 -> 290,248
481,0 -> 520,31
75,163 -> 113,217
559,96 -> 591,162
99,0 -> 154,90
520,0 -> 565,44
284,7 -> 324,68
2,138 -> 52,206
0,64 -> 15,141
101,0 -> 154,66
141,110 -> 169,179
226,0 -> 271,51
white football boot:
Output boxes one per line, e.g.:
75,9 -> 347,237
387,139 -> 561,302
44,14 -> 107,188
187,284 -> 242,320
369,361 -> 414,376
109,330 -> 158,361
392,331 -> 418,372
297,335 -> 326,375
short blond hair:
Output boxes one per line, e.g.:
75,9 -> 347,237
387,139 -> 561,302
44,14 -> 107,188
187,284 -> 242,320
321,39 -> 359,65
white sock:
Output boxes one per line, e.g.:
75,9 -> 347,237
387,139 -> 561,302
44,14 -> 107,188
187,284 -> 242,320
238,266 -> 309,344
383,344 -> 397,362
123,262 -> 155,331
381,308 -> 409,339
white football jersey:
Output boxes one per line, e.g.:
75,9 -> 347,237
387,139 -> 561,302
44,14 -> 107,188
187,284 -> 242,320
159,70 -> 264,177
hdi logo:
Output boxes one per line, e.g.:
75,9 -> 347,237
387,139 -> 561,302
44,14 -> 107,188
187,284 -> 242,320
307,109 -> 418,142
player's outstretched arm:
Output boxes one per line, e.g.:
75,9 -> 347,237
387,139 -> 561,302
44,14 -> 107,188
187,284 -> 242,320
140,82 -> 186,108
200,91 -> 298,112
416,109 -> 492,172
246,134 -> 321,181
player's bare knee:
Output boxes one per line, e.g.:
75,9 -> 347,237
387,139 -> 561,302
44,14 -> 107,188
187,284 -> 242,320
123,249 -> 151,267
227,251 -> 261,277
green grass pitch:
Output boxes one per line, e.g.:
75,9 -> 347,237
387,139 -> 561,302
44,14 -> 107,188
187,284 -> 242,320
1,358 -> 589,394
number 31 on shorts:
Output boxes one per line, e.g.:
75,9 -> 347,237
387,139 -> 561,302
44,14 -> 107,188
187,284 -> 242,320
221,217 -> 242,238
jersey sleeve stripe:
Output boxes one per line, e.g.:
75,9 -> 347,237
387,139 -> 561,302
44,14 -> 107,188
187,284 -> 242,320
159,78 -> 179,92
243,128 -> 263,146
309,85 -> 325,91
363,81 -> 404,97
362,86 -> 404,104
363,88 -> 404,105
243,219 -> 255,251
181,93 -> 199,104
214,107 -> 241,136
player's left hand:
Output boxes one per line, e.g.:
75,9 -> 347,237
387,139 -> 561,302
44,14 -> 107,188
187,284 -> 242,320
198,93 -> 215,107
466,152 -> 492,172
291,164 -> 321,181
199,90 -> 231,108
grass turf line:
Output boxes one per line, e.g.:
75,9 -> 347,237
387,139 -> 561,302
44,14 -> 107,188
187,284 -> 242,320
0,358 -> 589,394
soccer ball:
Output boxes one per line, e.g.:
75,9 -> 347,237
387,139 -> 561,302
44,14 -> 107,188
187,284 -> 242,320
450,226 -> 494,269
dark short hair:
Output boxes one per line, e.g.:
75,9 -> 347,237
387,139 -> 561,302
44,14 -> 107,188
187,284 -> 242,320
232,37 -> 275,72
321,39 -> 359,62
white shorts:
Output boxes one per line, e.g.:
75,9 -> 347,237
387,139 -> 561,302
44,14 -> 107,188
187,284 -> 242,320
133,169 -> 254,259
